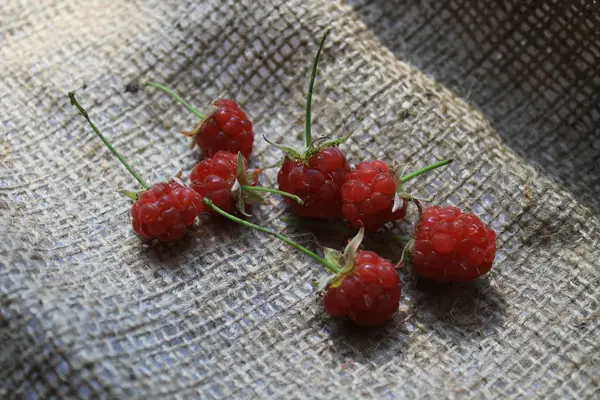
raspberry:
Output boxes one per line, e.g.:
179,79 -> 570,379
411,206 -> 496,281
323,250 -> 401,326
143,82 -> 254,158
190,151 -> 260,214
192,99 -> 254,158
340,160 -> 408,231
277,147 -> 350,218
130,179 -> 204,241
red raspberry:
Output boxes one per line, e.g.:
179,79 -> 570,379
340,160 -> 407,231
323,250 -> 401,326
277,147 -> 350,218
130,179 -> 204,241
412,206 -> 496,281
192,99 -> 253,158
189,151 -> 259,214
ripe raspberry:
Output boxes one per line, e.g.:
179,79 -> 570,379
340,160 -> 407,231
277,147 -> 350,218
190,99 -> 253,158
190,151 -> 260,214
412,206 -> 496,281
323,250 -> 401,326
130,179 -> 204,241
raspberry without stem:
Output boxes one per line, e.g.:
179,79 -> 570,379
411,206 -> 497,281
143,82 -> 254,158
69,92 -> 203,242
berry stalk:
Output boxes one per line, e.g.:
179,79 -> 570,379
68,92 -> 150,190
305,28 -> 331,150
142,81 -> 205,120
240,185 -> 303,204
203,198 -> 341,273
401,159 -> 453,183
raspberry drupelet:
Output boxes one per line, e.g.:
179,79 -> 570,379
411,206 -> 497,281
268,29 -> 352,218
341,160 -> 407,231
69,92 -> 203,242
131,179 -> 204,241
323,250 -> 401,326
143,82 -> 253,158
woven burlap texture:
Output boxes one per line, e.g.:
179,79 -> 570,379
1,0 -> 599,398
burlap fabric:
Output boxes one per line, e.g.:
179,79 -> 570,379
1,0 -> 598,398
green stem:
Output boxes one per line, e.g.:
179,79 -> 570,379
142,81 -> 205,120
203,198 -> 340,273
240,185 -> 303,204
393,234 -> 412,243
401,159 -> 453,183
305,28 -> 331,149
68,92 -> 150,190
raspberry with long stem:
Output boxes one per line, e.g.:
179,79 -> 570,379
268,29 -> 355,218
203,198 -> 339,273
69,92 -> 204,241
143,81 -> 254,158
203,199 -> 402,326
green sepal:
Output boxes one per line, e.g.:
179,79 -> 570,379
324,248 -> 343,267
323,228 -> 365,289
314,274 -> 337,293
241,189 -> 269,206
263,135 -> 304,160
120,189 -> 141,201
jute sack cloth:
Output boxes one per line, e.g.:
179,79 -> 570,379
1,0 -> 598,398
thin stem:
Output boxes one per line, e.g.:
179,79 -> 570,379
401,159 -> 453,183
240,185 -> 303,204
203,198 -> 340,273
68,92 -> 150,190
142,81 -> 205,120
305,28 -> 331,149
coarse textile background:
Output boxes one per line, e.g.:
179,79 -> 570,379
1,0 -> 599,398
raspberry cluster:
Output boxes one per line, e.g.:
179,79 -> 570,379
70,27 -> 498,329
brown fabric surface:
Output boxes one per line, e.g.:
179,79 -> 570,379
1,0 -> 599,398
